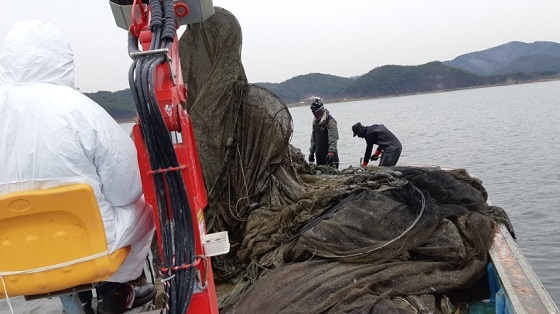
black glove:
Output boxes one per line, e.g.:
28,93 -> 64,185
308,152 -> 315,163
325,153 -> 334,165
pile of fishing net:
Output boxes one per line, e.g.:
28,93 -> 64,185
178,7 -> 514,313
222,166 -> 516,313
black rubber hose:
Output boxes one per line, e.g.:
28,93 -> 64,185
140,56 -> 195,313
127,33 -> 140,56
162,0 -> 176,41
149,0 -> 163,30
127,8 -> 197,311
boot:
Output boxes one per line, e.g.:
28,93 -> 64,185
96,282 -> 133,314
96,282 -> 156,314
78,290 -> 95,314
131,283 -> 157,308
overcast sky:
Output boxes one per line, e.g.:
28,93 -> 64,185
2,0 -> 560,93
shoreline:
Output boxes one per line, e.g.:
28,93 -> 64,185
284,77 -> 560,108
115,77 -> 560,119
116,118 -> 136,124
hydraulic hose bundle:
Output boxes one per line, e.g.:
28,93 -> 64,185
127,0 -> 196,312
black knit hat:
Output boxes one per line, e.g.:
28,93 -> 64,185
310,98 -> 324,112
352,122 -> 365,137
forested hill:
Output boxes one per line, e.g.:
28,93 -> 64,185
87,40 -> 560,119
443,41 -> 560,75
261,62 -> 539,104
84,89 -> 136,121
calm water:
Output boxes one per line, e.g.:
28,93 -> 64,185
290,80 -> 560,304
2,81 -> 558,312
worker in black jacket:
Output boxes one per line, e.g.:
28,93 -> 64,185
352,122 -> 402,167
309,98 -> 339,168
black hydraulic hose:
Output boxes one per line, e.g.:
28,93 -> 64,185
162,2 -> 198,309
145,55 -> 196,312
132,60 -> 161,164
127,12 -> 197,310
136,60 -> 186,313
130,56 -> 178,311
149,0 -> 163,30
128,33 -> 140,55
162,0 -> 176,41
166,172 -> 196,313
141,59 -> 172,156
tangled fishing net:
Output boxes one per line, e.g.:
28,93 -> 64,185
178,7 -> 514,313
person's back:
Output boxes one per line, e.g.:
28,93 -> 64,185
0,20 -> 155,312
364,124 -> 402,152
353,122 -> 402,167
0,84 -> 150,272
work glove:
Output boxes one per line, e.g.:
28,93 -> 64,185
371,149 -> 381,161
325,152 -> 334,165
308,152 -> 315,163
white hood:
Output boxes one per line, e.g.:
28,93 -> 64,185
0,20 -> 75,88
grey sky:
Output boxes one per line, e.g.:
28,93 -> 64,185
2,0 -> 559,93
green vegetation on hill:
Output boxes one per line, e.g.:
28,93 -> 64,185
443,41 -> 560,75
87,40 -> 560,120
343,62 -> 523,98
259,62 -> 540,104
497,55 -> 560,76
84,89 -> 136,121
259,73 -> 353,104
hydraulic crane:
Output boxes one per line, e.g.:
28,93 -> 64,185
109,1 -> 227,313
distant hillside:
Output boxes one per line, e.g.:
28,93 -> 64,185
258,73 -> 353,104
443,41 -> 560,75
497,55 -> 560,75
343,62 -> 498,98
259,62 -> 537,104
89,40 -> 560,119
84,89 -> 136,121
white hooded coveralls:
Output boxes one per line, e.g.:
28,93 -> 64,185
0,20 -> 154,282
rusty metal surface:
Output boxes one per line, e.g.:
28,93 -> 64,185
489,224 -> 559,313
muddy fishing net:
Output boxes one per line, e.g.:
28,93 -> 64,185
178,7 -> 514,313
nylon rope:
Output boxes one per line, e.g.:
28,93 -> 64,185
0,250 -> 109,276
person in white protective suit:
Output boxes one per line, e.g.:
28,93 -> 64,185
0,20 -> 156,313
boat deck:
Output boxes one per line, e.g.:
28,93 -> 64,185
489,224 -> 559,313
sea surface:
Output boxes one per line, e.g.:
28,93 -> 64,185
2,80 -> 559,312
289,80 -> 560,304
